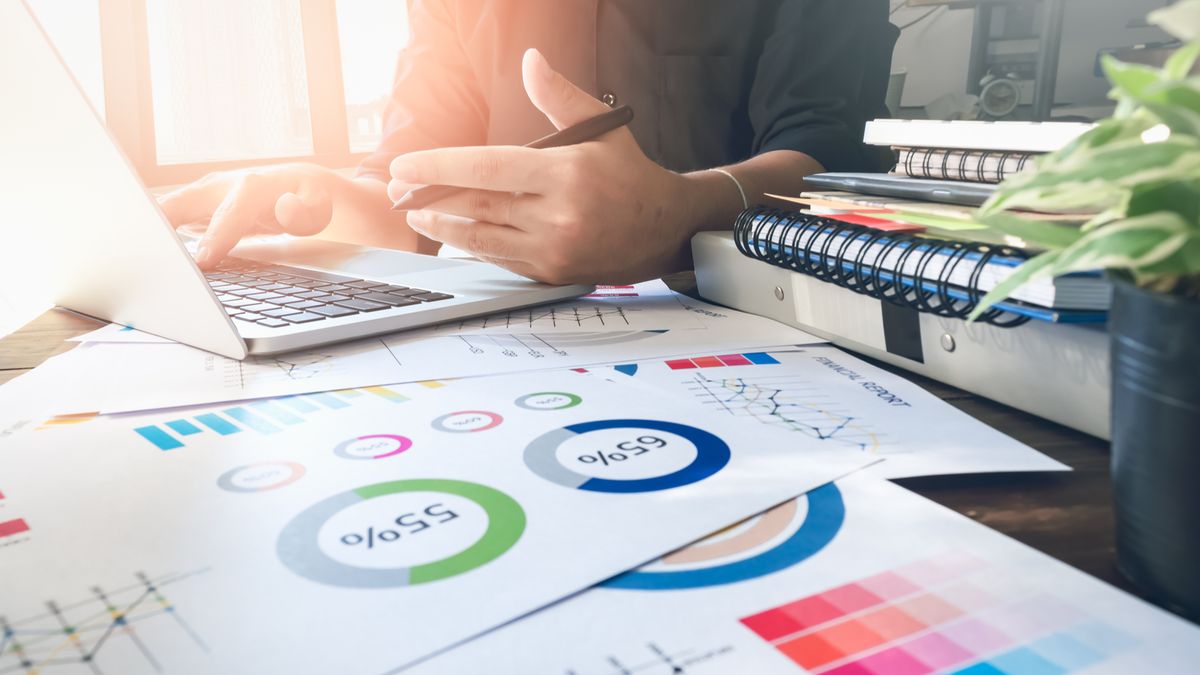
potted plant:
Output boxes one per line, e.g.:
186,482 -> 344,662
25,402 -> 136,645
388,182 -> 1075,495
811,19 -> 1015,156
970,1 -> 1200,618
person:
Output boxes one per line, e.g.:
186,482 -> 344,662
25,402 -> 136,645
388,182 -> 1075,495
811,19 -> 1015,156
160,1 -> 897,285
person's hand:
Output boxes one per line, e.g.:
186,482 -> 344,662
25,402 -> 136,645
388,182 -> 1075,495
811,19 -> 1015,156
158,163 -> 337,269
388,48 -> 707,285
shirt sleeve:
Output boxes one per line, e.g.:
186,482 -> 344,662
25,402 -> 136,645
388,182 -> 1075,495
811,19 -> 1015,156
356,0 -> 489,182
747,0 -> 898,173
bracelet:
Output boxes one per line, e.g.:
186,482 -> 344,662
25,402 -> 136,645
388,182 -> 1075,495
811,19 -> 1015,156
709,168 -> 749,210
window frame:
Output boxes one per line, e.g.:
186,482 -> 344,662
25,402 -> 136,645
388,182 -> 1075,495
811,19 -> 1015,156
98,0 -> 369,187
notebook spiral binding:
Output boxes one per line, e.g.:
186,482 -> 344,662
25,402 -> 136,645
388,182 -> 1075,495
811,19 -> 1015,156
734,206 -> 1032,328
895,147 -> 1036,184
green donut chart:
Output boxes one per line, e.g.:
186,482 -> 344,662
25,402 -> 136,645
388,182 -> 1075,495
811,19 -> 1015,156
277,479 -> 525,588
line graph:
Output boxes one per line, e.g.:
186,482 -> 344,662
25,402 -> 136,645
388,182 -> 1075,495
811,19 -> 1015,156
439,306 -> 635,331
0,570 -> 208,674
564,640 -> 736,675
685,373 -> 883,452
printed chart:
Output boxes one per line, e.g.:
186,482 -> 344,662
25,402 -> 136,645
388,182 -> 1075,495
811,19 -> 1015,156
524,419 -> 731,493
129,385 -> 413,451
277,479 -> 526,588
607,346 -> 1066,479
0,571 -> 208,675
605,484 -> 843,590
0,487 -> 30,549
741,552 -> 1137,674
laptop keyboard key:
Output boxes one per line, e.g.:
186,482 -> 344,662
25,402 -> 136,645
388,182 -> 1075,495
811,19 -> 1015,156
279,299 -> 324,310
242,303 -> 279,313
332,298 -> 388,312
223,298 -> 259,308
280,311 -> 324,323
233,312 -> 265,322
309,305 -> 359,318
256,317 -> 290,328
355,291 -> 421,307
261,307 -> 300,318
227,287 -> 262,297
411,292 -> 454,302
345,280 -> 389,289
312,294 -> 351,304
248,292 -> 287,302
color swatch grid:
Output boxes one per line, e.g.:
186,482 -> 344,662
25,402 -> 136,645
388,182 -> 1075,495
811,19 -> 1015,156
739,552 -> 1136,675
132,385 -> 412,451
665,352 -> 781,370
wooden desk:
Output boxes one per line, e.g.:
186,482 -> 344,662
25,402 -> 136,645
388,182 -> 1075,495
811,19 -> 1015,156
0,297 -> 1132,597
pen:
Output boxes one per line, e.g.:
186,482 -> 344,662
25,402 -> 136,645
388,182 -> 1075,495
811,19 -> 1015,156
391,104 -> 634,212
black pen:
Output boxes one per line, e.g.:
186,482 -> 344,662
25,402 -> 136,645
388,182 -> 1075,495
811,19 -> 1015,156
391,104 -> 634,212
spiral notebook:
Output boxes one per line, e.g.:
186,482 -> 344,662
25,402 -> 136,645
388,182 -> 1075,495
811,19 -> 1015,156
893,146 -> 1037,184
734,206 -> 1110,325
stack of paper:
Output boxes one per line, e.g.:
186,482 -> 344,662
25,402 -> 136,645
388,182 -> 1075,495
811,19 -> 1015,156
1,279 -> 1196,674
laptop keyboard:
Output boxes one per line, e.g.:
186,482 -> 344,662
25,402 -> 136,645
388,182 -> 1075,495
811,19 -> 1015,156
205,258 -> 454,329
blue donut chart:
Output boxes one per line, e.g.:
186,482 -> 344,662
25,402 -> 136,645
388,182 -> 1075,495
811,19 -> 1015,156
602,483 -> 845,589
523,419 -> 731,494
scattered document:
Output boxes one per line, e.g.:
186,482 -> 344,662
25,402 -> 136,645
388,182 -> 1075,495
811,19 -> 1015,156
0,371 -> 870,674
0,304 -> 819,418
414,473 -> 1200,674
594,345 -> 1066,478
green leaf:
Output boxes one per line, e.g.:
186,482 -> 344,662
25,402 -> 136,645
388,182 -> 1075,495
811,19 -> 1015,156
1103,55 -> 1166,100
967,250 -> 1061,321
1149,0 -> 1200,42
976,212 -> 1084,249
1165,41 -> 1200,79
1049,212 -> 1194,276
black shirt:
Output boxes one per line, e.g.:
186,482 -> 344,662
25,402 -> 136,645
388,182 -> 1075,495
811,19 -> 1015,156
359,0 -> 898,180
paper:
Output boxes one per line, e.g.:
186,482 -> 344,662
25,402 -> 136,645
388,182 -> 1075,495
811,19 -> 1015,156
413,473 -> 1200,674
593,345 -> 1066,478
0,371 -> 870,673
69,281 -> 707,345
2,301 -> 820,417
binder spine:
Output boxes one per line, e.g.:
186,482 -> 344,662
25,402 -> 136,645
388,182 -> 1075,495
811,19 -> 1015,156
734,206 -> 1031,328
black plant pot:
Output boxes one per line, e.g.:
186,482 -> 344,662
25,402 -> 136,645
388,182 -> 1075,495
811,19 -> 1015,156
1110,278 -> 1200,619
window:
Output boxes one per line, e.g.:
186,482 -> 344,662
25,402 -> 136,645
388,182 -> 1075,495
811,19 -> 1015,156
337,1 -> 410,153
94,0 -> 410,186
145,0 -> 314,164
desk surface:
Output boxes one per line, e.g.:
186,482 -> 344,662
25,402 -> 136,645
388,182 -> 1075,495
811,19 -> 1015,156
0,283 -> 1133,599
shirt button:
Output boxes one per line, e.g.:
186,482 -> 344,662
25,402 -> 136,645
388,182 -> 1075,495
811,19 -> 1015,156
600,92 -> 618,107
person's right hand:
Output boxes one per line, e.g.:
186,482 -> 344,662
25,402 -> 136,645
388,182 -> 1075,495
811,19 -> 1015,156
158,163 -> 336,269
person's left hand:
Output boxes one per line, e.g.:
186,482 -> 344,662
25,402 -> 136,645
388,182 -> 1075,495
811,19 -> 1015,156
388,48 -> 703,285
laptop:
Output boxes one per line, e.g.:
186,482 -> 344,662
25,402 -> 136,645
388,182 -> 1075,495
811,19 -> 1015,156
0,0 -> 592,360
804,173 -> 998,207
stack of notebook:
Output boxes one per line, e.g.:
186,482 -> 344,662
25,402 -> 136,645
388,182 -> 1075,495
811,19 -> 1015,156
736,119 -> 1108,324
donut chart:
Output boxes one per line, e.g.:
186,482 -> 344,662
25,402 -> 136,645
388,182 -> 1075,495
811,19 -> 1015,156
431,410 -> 504,433
333,434 -> 412,460
277,479 -> 525,588
217,462 -> 306,493
602,483 -> 844,589
523,419 -> 730,493
514,392 -> 583,411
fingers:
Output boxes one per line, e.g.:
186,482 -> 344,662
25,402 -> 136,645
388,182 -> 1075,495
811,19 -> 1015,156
522,48 -> 611,130
406,211 -> 529,262
412,188 -> 539,228
389,145 -> 555,194
158,175 -> 227,228
195,175 -> 277,269
387,179 -> 418,203
274,181 -> 333,237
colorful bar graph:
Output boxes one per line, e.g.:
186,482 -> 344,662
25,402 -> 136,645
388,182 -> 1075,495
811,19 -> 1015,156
134,425 -> 184,451
128,385 -> 414,450
249,400 -> 305,426
0,518 -> 31,539
222,407 -> 280,435
165,419 -> 203,436
665,352 -> 781,371
195,413 -> 240,436
740,554 -> 1134,674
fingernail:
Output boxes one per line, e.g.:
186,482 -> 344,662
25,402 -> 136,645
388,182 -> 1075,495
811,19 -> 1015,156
196,243 -> 211,266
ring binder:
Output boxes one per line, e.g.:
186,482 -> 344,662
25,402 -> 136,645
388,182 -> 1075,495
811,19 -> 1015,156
734,206 -> 1032,327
